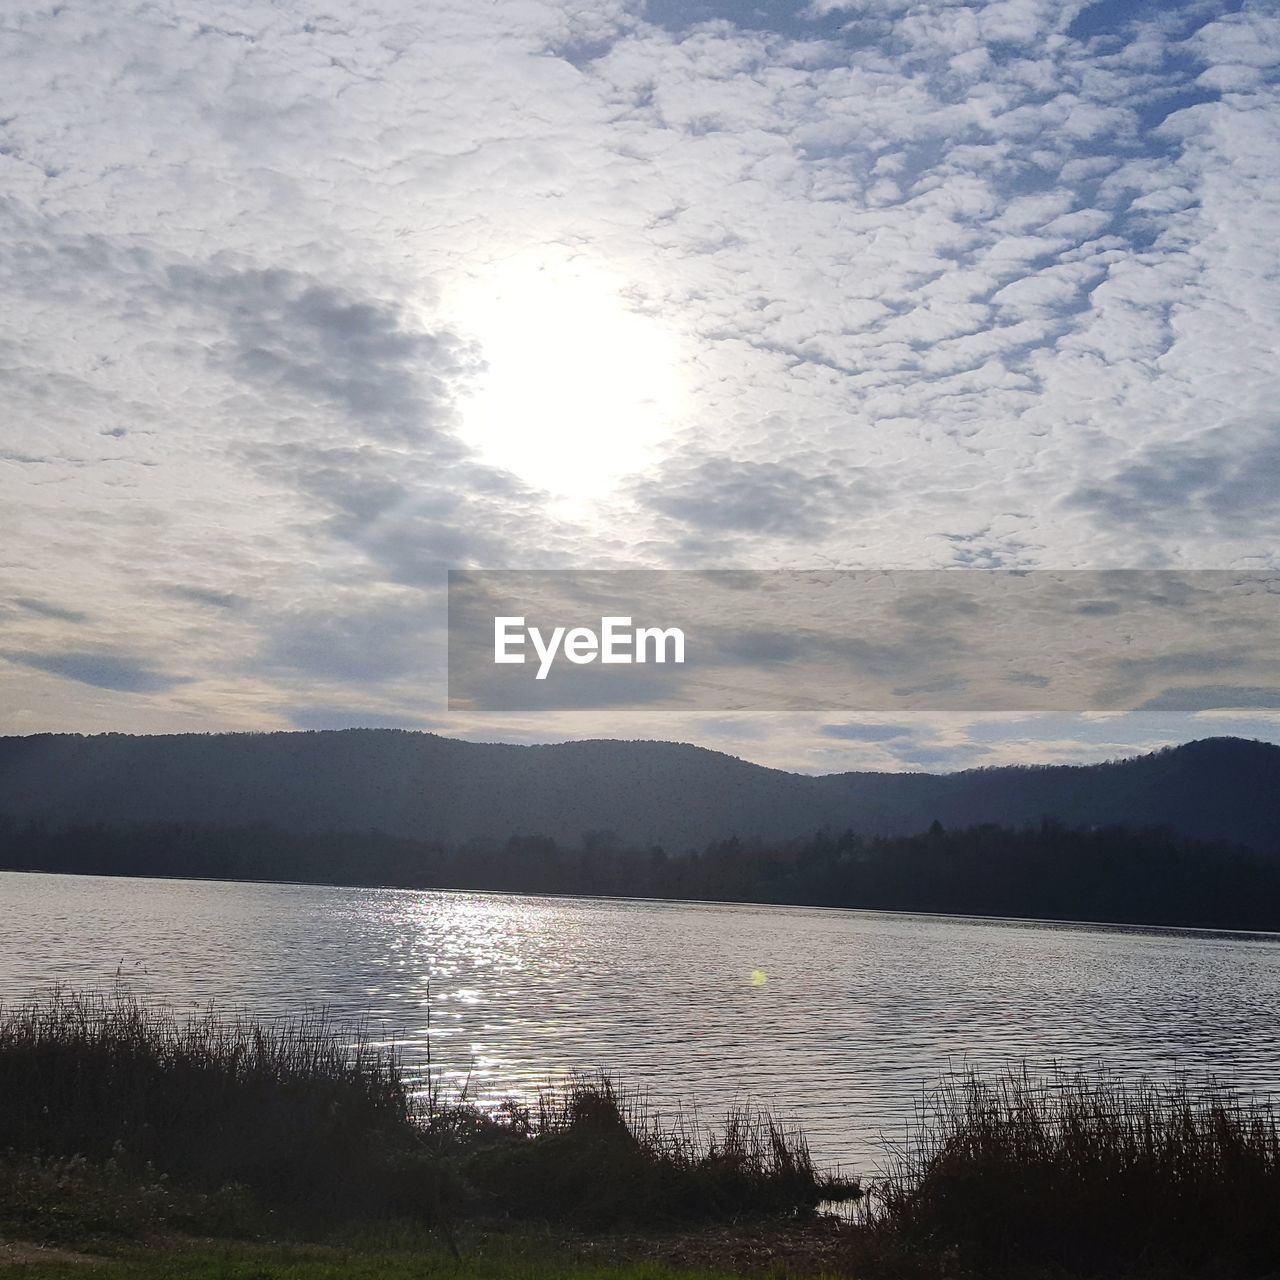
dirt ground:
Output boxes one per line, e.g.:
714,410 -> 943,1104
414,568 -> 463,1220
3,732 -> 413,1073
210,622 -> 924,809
0,1240 -> 95,1267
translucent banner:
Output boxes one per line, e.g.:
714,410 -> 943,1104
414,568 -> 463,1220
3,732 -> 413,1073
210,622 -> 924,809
447,570 -> 1280,713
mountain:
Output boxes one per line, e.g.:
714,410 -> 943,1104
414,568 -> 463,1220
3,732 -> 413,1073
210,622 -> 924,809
0,731 -> 1277,854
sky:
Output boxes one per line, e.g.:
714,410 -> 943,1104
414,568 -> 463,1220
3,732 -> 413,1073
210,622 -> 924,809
2,0 -> 1279,773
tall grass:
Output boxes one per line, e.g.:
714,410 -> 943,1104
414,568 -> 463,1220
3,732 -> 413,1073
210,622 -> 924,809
12,991 -> 1280,1271
0,990 -> 853,1230
0,989 -> 420,1219
469,1074 -> 860,1223
867,1067 -> 1280,1273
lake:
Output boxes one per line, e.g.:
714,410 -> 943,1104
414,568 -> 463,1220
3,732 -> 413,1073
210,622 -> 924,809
3,869 -> 1279,1173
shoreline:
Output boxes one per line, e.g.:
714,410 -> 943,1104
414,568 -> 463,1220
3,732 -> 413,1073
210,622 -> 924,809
6,865 -> 1280,943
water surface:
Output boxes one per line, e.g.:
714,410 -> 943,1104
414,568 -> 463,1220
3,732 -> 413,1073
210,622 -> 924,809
4,870 -> 1279,1170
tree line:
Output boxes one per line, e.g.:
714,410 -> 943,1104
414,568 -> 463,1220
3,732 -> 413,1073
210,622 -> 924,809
2,814 -> 1278,932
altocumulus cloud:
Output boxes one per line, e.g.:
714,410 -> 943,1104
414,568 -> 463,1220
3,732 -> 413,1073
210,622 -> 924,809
1,0 -> 1278,766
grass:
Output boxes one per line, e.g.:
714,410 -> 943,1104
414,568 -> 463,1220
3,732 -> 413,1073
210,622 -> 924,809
0,990 -> 856,1239
0,1236 -> 828,1279
461,1077 -> 854,1224
864,1067 -> 1280,1274
0,990 -> 421,1226
8,991 -> 1280,1276
0,1213 -> 860,1276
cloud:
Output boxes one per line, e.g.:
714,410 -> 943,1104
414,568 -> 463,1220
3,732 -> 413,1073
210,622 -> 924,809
633,454 -> 880,543
4,651 -> 186,694
148,260 -> 579,582
12,598 -> 89,624
163,265 -> 482,446
1070,424 -> 1280,537
160,585 -> 246,611
821,722 -> 914,741
1,0 -> 1278,766
885,740 -> 990,767
1138,685 -> 1280,712
261,601 -> 443,685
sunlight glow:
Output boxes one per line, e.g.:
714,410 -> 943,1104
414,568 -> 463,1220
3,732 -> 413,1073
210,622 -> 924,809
450,251 -> 687,500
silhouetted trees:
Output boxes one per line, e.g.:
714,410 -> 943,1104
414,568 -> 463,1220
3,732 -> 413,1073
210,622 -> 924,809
4,812 -> 1279,931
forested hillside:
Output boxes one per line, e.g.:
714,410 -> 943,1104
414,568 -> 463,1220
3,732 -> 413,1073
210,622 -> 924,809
0,731 -> 1277,853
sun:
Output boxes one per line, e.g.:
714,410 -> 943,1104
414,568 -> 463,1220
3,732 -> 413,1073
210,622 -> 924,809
448,250 -> 687,502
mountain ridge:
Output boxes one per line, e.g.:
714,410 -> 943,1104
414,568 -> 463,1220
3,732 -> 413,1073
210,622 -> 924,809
1,731 -> 1277,853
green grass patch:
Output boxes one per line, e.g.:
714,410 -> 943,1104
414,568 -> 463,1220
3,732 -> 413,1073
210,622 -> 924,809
0,1221 -> 854,1278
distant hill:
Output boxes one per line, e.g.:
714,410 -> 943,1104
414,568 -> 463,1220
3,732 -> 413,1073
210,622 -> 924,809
0,731 -> 1277,854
